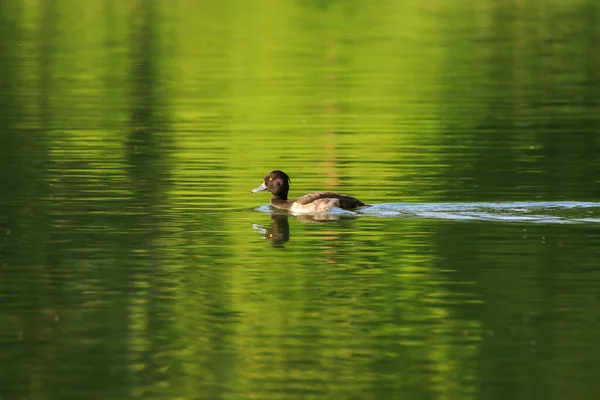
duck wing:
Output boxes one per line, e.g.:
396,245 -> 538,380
294,192 -> 365,209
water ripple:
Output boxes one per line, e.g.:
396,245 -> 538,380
256,202 -> 600,224
364,201 -> 600,224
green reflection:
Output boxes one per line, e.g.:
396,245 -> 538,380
1,1 -> 600,400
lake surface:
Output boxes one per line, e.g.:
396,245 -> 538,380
2,1 -> 600,399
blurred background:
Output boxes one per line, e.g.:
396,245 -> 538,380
1,0 -> 600,399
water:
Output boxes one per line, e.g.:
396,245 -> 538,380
2,0 -> 600,399
256,201 -> 600,223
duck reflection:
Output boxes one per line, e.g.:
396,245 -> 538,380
252,211 -> 356,247
252,212 -> 291,246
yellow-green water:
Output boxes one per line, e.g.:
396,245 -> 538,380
2,1 -> 600,399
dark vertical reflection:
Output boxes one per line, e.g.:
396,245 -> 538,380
534,0 -> 600,201
125,1 -> 237,397
0,2 -> 51,257
32,0 -> 132,398
0,3 -> 27,400
582,0 -> 600,107
0,0 -> 23,241
102,0 -> 126,127
0,1 -> 56,399
126,0 -> 176,396
438,1 -> 523,201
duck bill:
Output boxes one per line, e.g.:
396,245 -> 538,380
251,182 -> 267,193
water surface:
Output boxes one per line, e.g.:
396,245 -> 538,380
1,1 -> 600,399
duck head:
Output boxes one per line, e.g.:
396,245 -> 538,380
251,170 -> 291,200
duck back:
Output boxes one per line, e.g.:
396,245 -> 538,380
294,192 -> 365,210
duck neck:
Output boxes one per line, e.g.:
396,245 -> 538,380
271,188 -> 289,202
272,193 -> 288,202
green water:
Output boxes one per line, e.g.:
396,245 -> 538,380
2,1 -> 600,399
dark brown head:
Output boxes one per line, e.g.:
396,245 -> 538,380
251,170 -> 291,200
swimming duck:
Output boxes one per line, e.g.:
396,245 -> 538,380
251,170 -> 366,212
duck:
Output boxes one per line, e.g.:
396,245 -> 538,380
251,170 -> 366,212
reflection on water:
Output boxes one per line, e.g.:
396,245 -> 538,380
253,213 -> 291,246
253,211 -> 361,246
2,0 -> 600,399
